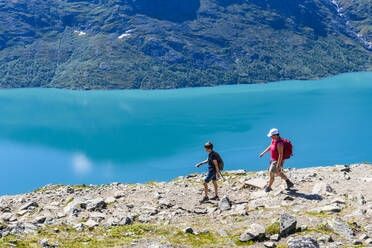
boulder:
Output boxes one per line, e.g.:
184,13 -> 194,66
315,204 -> 342,213
287,236 -> 320,248
159,199 -> 174,208
279,213 -> 297,237
1,213 -> 14,222
19,201 -> 38,211
312,183 -> 335,195
218,196 -> 232,211
359,234 -> 369,240
327,217 -> 354,240
35,216 -> 46,224
85,198 -> 107,211
264,241 -> 276,248
138,214 -> 150,223
243,178 -> 267,190
194,208 -> 208,214
233,204 -> 247,216
118,217 -> 132,226
183,227 -> 194,234
239,223 -> 265,242
270,234 -> 280,241
85,219 -> 99,228
317,235 -> 333,243
64,198 -> 86,216
105,197 -> 116,204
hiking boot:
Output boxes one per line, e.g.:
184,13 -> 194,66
199,196 -> 209,203
210,195 -> 220,201
286,179 -> 294,189
264,186 -> 272,192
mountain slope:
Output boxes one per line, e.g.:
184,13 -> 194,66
0,0 -> 371,89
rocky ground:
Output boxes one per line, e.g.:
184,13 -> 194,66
0,163 -> 372,248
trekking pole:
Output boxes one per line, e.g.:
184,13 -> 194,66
219,171 -> 225,181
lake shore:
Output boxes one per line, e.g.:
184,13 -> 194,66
0,163 -> 371,247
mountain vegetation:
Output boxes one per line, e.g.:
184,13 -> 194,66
0,0 -> 371,89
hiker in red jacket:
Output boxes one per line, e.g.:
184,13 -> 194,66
259,128 -> 294,192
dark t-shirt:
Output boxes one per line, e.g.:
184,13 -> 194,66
208,151 -> 218,171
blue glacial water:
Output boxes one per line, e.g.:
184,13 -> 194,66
1,72 -> 372,195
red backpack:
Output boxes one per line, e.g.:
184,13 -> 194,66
281,138 -> 293,159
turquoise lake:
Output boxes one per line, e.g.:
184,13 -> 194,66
1,72 -> 372,195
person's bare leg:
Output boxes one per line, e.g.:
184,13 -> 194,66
279,171 -> 288,181
212,180 -> 218,196
203,182 -> 208,197
267,172 -> 275,188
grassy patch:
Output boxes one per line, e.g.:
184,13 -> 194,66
276,244 -> 288,248
299,223 -> 336,235
265,222 -> 280,235
168,231 -> 230,247
0,223 -> 174,248
305,211 -> 333,218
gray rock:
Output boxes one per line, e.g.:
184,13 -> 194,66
353,240 -> 363,245
64,198 -> 86,215
105,197 -> 116,204
264,241 -> 276,248
194,208 -> 208,214
219,196 -> 232,211
183,227 -> 194,234
19,201 -> 38,211
233,204 -> 247,215
85,198 -> 107,211
358,193 -> 367,205
270,234 -> 280,241
39,238 -> 49,247
159,199 -> 173,208
319,204 -> 342,213
279,213 -> 297,237
312,183 -> 335,195
227,170 -> 246,175
365,238 -> 372,245
104,217 -> 120,227
327,217 -> 354,240
359,234 -> 369,240
287,236 -> 320,248
118,217 -> 132,226
85,219 -> 98,228
1,213 -> 14,222
35,216 -> 46,224
74,223 -> 84,232
66,187 -> 74,194
317,235 -> 333,243
239,223 -> 265,242
138,214 -> 150,223
148,244 -> 169,248
243,178 -> 267,190
331,197 -> 346,205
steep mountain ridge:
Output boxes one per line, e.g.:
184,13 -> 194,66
0,0 -> 371,89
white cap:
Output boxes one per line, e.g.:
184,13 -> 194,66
267,128 -> 279,137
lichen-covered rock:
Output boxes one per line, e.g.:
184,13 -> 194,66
327,217 -> 354,240
287,236 -> 319,248
239,223 -> 265,242
218,196 -> 231,211
312,183 -> 335,195
279,213 -> 297,237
